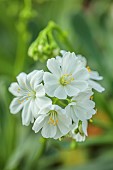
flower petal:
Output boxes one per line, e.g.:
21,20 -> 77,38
27,70 -> 37,80
30,99 -> 40,118
45,84 -> 59,97
71,80 -> 88,92
74,68 -> 89,80
89,80 -> 105,92
90,71 -> 103,80
82,121 -> 88,136
62,52 -> 77,74
80,100 -> 95,110
54,127 -> 63,139
54,85 -> 67,99
77,54 -> 87,67
9,97 -> 24,114
32,115 -> 46,133
30,70 -> 44,89
47,58 -> 61,77
43,72 -> 58,85
72,90 -> 93,101
35,84 -> 45,97
66,105 -> 78,123
41,118 -> 57,138
16,72 -> 27,89
58,113 -> 71,134
74,106 -> 93,120
9,82 -> 22,96
36,97 -> 52,109
64,85 -> 79,97
74,133 -> 86,142
22,100 -> 33,126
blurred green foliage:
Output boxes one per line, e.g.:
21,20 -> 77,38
0,0 -> 113,170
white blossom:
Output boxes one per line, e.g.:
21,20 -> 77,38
9,70 -> 51,126
32,104 -> 72,139
70,120 -> 88,142
43,52 -> 89,99
65,90 -> 96,121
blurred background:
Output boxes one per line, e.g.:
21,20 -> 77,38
0,0 -> 113,169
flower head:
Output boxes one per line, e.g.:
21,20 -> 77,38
9,70 -> 51,126
43,52 -> 89,99
32,104 -> 72,139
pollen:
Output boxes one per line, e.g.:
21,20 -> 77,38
48,110 -> 58,126
60,74 -> 74,86
17,88 -> 20,92
87,66 -> 91,72
90,96 -> 93,100
18,100 -> 24,104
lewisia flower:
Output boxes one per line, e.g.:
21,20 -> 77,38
77,54 -> 105,92
70,120 -> 88,142
32,104 -> 72,139
65,90 -> 96,121
9,70 -> 51,126
43,52 -> 89,99
9,49 -> 105,142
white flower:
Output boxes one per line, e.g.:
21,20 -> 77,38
65,90 -> 96,121
77,54 -> 105,92
32,104 -> 72,139
43,52 -> 89,99
70,120 -> 88,142
9,70 -> 52,126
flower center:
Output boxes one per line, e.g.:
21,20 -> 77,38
60,74 -> 74,86
48,110 -> 58,126
27,90 -> 36,98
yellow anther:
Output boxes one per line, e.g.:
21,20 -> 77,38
90,96 -> 93,100
18,100 -> 21,104
48,114 -> 58,126
56,119 -> 58,123
87,66 -> 91,72
89,119 -> 93,123
18,100 -> 24,104
60,74 -> 74,86
17,88 -> 20,93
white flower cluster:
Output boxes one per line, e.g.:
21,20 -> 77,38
9,51 -> 105,142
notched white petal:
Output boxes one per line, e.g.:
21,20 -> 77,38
9,97 -> 24,114
35,84 -> 45,97
9,82 -> 22,96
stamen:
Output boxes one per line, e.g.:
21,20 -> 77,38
27,91 -> 36,97
17,88 -> 20,93
90,96 -> 93,100
18,100 -> 24,104
60,74 -> 74,86
48,110 -> 58,126
87,66 -> 91,72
